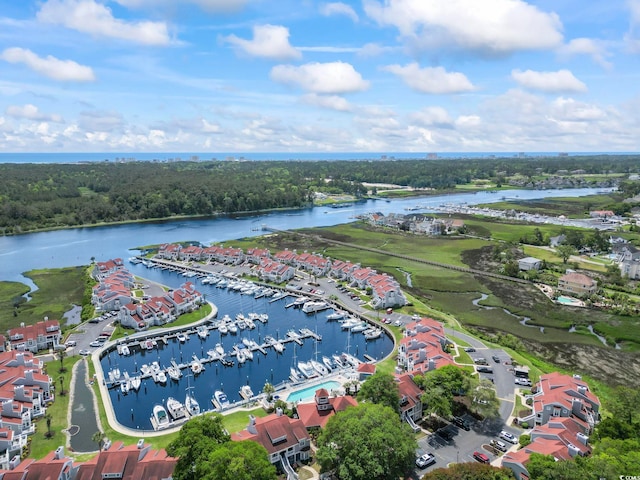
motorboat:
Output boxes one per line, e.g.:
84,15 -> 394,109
364,328 -> 382,341
213,390 -> 230,410
185,391 -> 200,416
228,322 -> 238,334
130,376 -> 141,391
302,300 -> 329,314
166,397 -> 187,420
350,322 -> 369,333
239,384 -> 254,400
118,344 -> 131,356
167,362 -> 182,381
140,363 -> 151,376
108,367 -> 121,382
152,404 -> 170,429
145,339 -> 154,350
322,355 -> 335,372
120,379 -> 130,394
290,367 -> 304,383
341,318 -> 361,330
332,354 -> 344,368
297,361 -> 317,379
326,310 -> 346,321
235,347 -> 246,364
215,343 -> 225,356
176,332 -> 187,343
153,370 -> 167,384
197,326 -> 209,339
190,355 -> 204,375
218,323 -> 228,335
310,359 -> 329,376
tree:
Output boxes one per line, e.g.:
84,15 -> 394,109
58,375 -> 65,396
91,431 -> 105,450
197,440 -> 276,480
166,415 -> 230,480
44,413 -> 53,439
470,378 -> 500,419
423,462 -> 515,480
58,348 -> 67,373
316,403 -> 416,480
556,244 -> 576,263
420,385 -> 452,419
357,372 -> 400,414
262,382 -> 275,402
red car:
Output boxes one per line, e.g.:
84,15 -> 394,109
473,451 -> 490,464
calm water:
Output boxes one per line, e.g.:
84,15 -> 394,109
100,267 -> 392,430
0,187 -> 609,289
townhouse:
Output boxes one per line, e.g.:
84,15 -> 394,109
502,373 -> 600,480
91,258 -> 125,280
232,412 -> 311,473
296,388 -> 358,429
397,318 -> 455,374
328,260 -> 357,281
397,374 -> 424,425
256,259 -> 295,284
7,320 -> 62,353
178,245 -> 204,262
367,273 -> 407,310
294,252 -> 332,277
157,243 -> 181,260
245,248 -> 271,265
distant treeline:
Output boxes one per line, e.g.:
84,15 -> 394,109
0,155 -> 637,235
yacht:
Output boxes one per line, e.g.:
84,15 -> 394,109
197,326 -> 208,339
166,397 -> 187,420
213,390 -> 230,410
310,359 -> 329,376
302,300 -> 329,314
167,362 -> 182,381
153,370 -> 167,384
340,317 -> 360,330
322,355 -> 335,372
326,310 -> 346,321
190,355 -> 204,375
218,323 -> 228,335
364,328 -> 382,341
152,404 -> 170,429
228,322 -> 238,334
176,332 -> 187,343
289,367 -> 304,383
235,347 -> 246,364
185,391 -> 200,417
120,379 -> 130,395
239,384 -> 254,400
350,322 -> 369,333
130,375 -> 141,391
297,361 -> 317,379
215,343 -> 225,356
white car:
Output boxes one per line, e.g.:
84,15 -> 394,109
515,377 -> 532,386
499,430 -> 518,444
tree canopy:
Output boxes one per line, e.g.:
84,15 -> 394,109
357,372 -> 400,414
422,462 -> 515,480
197,440 -> 277,480
316,403 -> 417,480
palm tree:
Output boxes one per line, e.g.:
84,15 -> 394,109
92,430 -> 105,450
44,413 -> 53,439
59,348 -> 67,373
262,382 -> 275,402
58,375 -> 65,396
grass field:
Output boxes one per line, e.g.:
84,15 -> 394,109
475,193 -> 620,218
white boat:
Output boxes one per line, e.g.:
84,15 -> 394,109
154,370 -> 167,384
140,363 -> 151,376
236,347 -> 246,364
341,318 -> 361,330
166,397 -> 187,420
218,323 -> 228,335
286,329 -> 301,340
228,322 -> 238,334
265,336 -> 284,353
322,356 -> 334,372
152,404 -> 170,429
350,322 -> 369,333
364,328 -> 382,341
327,310 -> 346,320
213,390 -> 230,410
215,343 -> 225,356
118,344 -> 131,356
130,376 -> 141,391
120,379 -> 130,394
310,359 -> 329,376
297,361 -> 317,378
191,355 -> 204,375
197,326 -> 208,339
167,364 -> 182,381
302,300 -> 329,314
244,317 -> 256,329
290,367 -> 304,383
185,391 -> 200,416
293,296 -> 308,307
177,332 -> 187,343
108,367 -> 121,382
239,384 -> 254,400
341,352 -> 361,367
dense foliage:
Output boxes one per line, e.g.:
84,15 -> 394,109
316,402 -> 417,480
422,462 -> 515,480
357,372 -> 401,414
0,155 -> 634,234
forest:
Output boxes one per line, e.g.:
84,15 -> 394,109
0,154 -> 638,235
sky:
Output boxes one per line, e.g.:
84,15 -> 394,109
1,0 -> 640,154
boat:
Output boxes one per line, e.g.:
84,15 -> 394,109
166,397 -> 187,420
340,317 -> 361,330
239,384 -> 254,400
120,379 -> 130,394
152,404 -> 170,429
191,355 -> 204,375
153,370 -> 167,384
341,352 -> 361,367
185,375 -> 200,417
144,339 -> 154,350
228,322 -> 238,334
265,335 -> 284,353
118,344 -> 131,356
297,361 -> 317,378
140,363 -> 151,376
290,367 -> 304,383
310,359 -> 329,376
235,347 -> 246,364
176,332 -> 187,343
322,355 -> 335,372
213,390 -> 230,410
286,329 -> 301,341
244,317 -> 255,329
197,326 -> 208,339
128,256 -> 142,264
167,362 -> 182,381
130,376 -> 141,391
350,322 -> 369,333
292,296 -> 308,307
215,343 -> 225,356
218,323 -> 228,335
332,354 -> 344,368
364,328 -> 382,341
302,300 -> 329,314
108,367 -> 121,382
327,310 -> 346,321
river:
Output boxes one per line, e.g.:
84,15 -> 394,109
0,187 -> 609,288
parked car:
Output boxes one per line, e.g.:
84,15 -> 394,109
65,340 -> 77,347
490,439 -> 508,452
515,378 -> 532,386
89,340 -> 103,347
473,357 -> 488,365
492,355 -> 501,363
473,451 -> 490,464
79,349 -> 91,356
415,453 -> 436,468
452,416 -> 470,431
499,430 -> 518,444
464,347 -> 476,352
477,366 -> 494,374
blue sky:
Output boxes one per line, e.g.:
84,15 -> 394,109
0,0 -> 639,153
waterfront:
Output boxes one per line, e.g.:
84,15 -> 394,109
98,267 -> 393,431
0,187 -> 610,288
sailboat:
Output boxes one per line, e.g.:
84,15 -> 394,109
185,374 -> 200,417
289,344 -> 304,383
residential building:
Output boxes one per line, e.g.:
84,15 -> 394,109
232,412 -> 311,471
557,272 -> 597,297
368,273 -> 407,309
245,248 -> 271,265
294,252 -> 331,277
296,389 -> 358,429
157,243 -> 181,260
7,320 -> 62,353
91,258 -> 125,280
256,259 -> 295,284
178,245 -> 203,261
397,374 -> 423,424
518,257 -> 542,271
397,318 -> 454,374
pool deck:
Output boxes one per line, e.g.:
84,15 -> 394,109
534,283 -> 585,307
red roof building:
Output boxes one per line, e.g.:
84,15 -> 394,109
296,389 -> 358,429
397,317 -> 454,374
7,320 -> 62,353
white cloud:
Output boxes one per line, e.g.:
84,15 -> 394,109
357,42 -> 397,57
551,97 -> 605,121
383,63 -> 475,94
455,115 -> 481,128
626,0 -> 640,52
301,93 -> 352,111
5,104 -> 64,122
270,61 -> 369,94
223,25 -> 301,60
114,0 -> 249,12
78,110 -> 124,132
319,2 -> 359,22
363,0 -> 563,55
409,106 -> 453,127
511,69 -> 587,93
37,0 -> 171,46
557,38 -> 612,69
0,47 -> 96,82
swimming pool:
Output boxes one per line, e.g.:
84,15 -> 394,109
286,380 -> 341,403
556,295 -> 583,306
